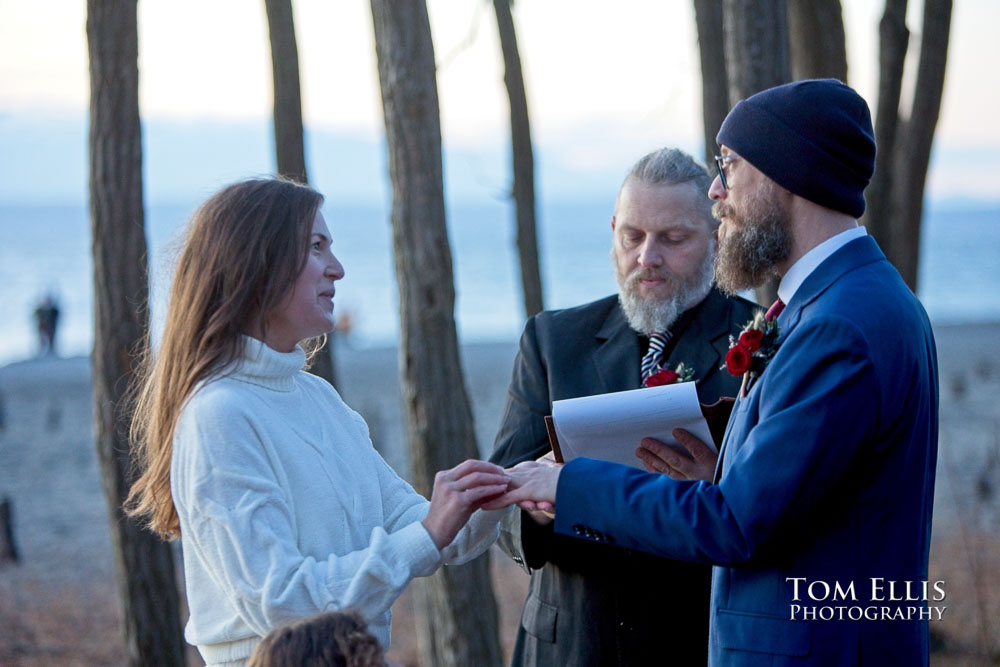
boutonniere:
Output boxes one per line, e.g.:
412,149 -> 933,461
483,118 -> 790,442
644,362 -> 695,387
725,311 -> 780,394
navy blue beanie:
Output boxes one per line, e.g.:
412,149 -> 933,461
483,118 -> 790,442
716,79 -> 876,218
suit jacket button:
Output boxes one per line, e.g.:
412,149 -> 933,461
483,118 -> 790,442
572,524 -> 584,535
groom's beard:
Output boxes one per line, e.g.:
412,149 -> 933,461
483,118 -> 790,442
614,245 -> 715,336
713,182 -> 793,295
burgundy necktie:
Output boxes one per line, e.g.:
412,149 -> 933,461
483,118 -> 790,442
765,298 -> 786,322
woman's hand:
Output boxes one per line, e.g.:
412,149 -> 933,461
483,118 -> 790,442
422,460 -> 510,551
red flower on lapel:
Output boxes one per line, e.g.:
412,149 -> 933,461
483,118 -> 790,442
644,362 -> 695,387
738,329 -> 764,352
725,344 -> 751,376
725,311 -> 780,379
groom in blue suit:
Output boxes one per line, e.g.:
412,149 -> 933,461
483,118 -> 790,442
489,79 -> 940,665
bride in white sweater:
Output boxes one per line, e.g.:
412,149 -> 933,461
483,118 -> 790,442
125,178 -> 511,666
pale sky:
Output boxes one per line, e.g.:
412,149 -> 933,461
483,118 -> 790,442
1,0 -> 997,202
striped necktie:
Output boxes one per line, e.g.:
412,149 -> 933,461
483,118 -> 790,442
640,331 -> 671,384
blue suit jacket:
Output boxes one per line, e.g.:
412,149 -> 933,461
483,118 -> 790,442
554,236 -> 939,665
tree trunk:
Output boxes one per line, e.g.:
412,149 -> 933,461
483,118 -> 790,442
369,2 -> 504,666
723,0 -> 791,106
723,0 -> 791,306
0,497 -> 18,563
694,0 -> 729,167
263,0 -> 338,386
787,0 -> 848,82
862,0 -> 909,254
264,0 -> 308,184
87,2 -> 186,665
888,0 -> 952,290
493,0 -> 544,318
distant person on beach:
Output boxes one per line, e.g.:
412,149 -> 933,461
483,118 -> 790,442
124,178 -> 512,666
33,293 -> 60,356
247,610 -> 389,667
489,147 -> 757,665
490,80 -> 940,664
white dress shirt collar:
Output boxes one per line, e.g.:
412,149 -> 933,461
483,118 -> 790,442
777,226 -> 868,305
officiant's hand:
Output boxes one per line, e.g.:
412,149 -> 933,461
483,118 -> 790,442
482,459 -> 562,513
636,428 -> 717,482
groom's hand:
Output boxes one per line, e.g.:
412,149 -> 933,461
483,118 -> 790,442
636,428 -> 718,482
481,459 -> 562,512
523,451 -> 558,524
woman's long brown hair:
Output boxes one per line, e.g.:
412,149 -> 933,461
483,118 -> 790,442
125,178 -> 324,539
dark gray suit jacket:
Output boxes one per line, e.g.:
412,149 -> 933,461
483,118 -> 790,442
491,288 -> 757,666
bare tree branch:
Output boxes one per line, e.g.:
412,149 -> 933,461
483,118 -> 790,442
889,0 -> 952,290
863,0 -> 909,253
493,0 -> 543,317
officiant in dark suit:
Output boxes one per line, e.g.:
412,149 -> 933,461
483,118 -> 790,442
490,147 -> 756,666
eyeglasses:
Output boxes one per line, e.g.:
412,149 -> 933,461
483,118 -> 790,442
714,154 -> 739,190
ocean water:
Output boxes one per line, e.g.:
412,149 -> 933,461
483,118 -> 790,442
1,200 -> 998,366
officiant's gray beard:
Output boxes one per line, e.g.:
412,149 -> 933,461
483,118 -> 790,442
614,246 -> 715,336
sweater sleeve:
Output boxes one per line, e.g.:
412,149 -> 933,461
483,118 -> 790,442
369,440 -> 508,566
172,393 -> 442,638
443,506 -> 509,565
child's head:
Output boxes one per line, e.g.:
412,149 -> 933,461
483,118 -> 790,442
248,611 -> 387,667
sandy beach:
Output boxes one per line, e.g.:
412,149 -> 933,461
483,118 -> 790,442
1,326 -> 999,665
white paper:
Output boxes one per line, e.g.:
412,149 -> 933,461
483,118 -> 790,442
551,381 -> 716,469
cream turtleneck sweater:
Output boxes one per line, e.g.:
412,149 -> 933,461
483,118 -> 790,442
171,337 -> 504,666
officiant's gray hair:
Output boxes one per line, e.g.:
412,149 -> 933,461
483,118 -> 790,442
615,148 -> 715,227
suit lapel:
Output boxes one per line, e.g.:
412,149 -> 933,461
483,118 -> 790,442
663,289 -> 731,384
713,236 -> 887,483
776,235 -> 885,341
592,303 -> 641,393
589,290 -> 737,397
